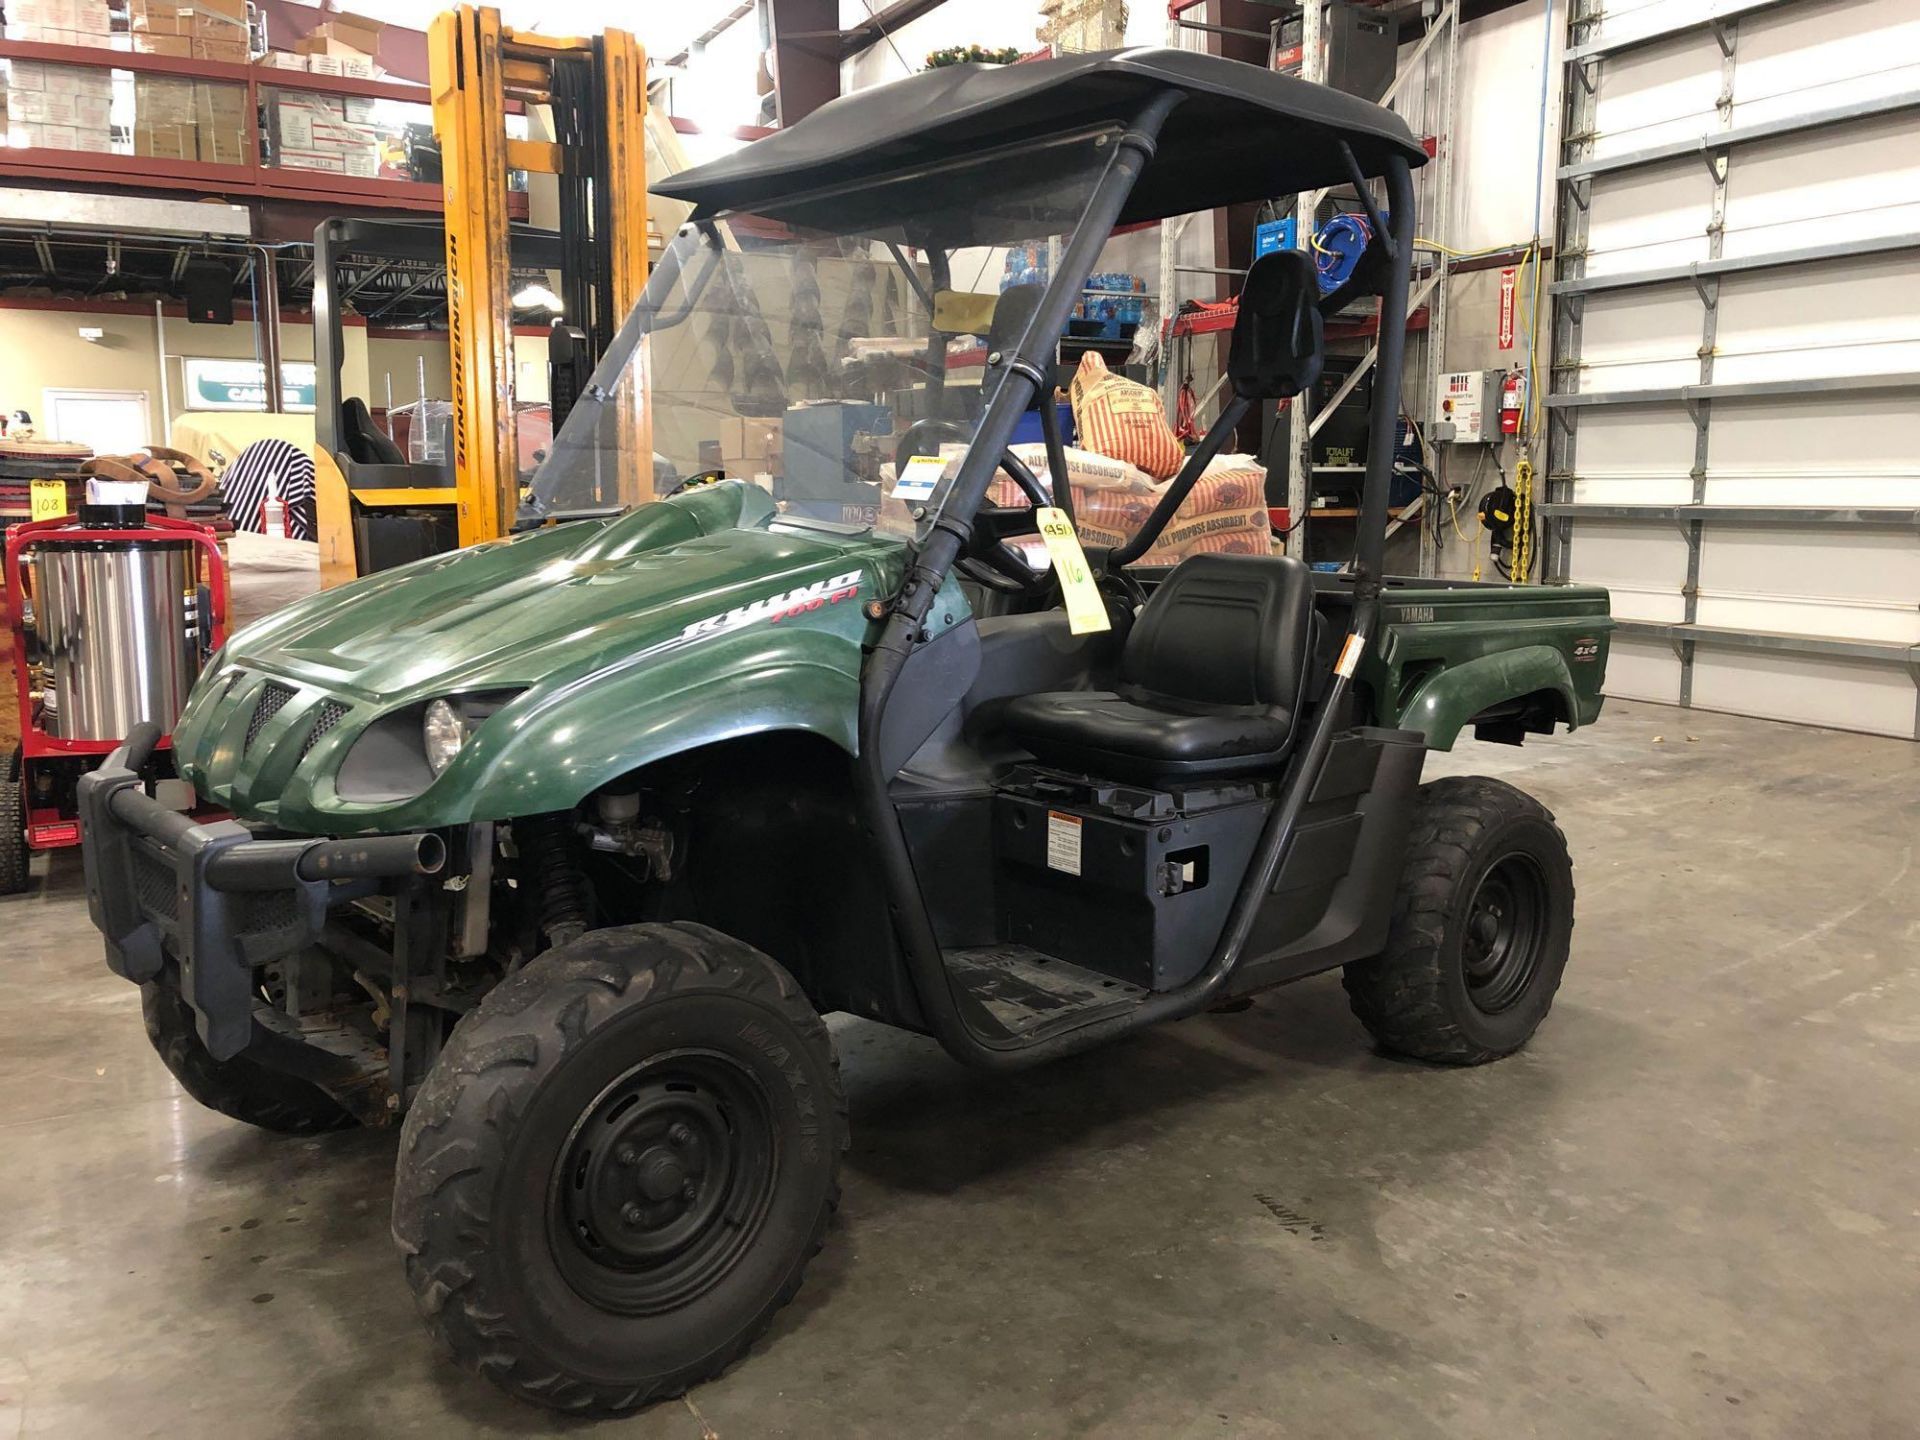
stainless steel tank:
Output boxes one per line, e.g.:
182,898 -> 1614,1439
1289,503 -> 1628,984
31,538 -> 202,740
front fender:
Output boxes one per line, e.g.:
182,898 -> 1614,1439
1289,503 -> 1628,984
1397,645 -> 1580,752
459,631 -> 861,821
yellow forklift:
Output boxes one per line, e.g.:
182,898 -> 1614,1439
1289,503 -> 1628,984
311,7 -> 651,586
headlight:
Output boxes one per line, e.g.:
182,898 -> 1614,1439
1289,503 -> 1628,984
422,698 -> 469,775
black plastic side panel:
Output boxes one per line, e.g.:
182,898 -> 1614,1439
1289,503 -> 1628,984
877,618 -> 982,780
899,794 -> 998,950
1230,727 -> 1425,993
892,611 -> 1121,951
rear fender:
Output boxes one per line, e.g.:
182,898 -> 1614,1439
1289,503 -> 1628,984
1397,645 -> 1579,752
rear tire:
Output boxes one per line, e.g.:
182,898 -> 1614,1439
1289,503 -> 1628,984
1342,776 -> 1573,1065
141,966 -> 358,1133
0,767 -> 28,895
391,922 -> 846,1416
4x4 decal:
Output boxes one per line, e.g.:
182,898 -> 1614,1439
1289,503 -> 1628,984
678,569 -> 864,642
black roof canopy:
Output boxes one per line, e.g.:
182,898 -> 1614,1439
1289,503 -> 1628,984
653,48 -> 1427,227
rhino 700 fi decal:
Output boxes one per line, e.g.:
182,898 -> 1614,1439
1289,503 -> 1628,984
678,570 -> 864,642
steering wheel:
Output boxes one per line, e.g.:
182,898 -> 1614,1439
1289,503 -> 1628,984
894,418 -> 1054,592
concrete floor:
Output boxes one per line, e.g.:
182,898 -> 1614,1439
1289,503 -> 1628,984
2,698 -> 1916,1439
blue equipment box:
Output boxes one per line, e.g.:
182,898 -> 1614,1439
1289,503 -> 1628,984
1253,217 -> 1298,257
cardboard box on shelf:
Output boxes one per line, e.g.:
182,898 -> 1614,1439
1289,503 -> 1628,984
6,89 -> 77,125
256,51 -> 309,71
277,147 -> 346,173
134,74 -> 197,124
133,122 -> 195,159
194,80 -> 247,112
0,0 -> 117,42
305,10 -> 382,55
302,53 -> 343,76
132,32 -> 194,56
10,62 -> 115,98
13,121 -> 81,150
273,105 -> 314,150
342,96 -> 373,123
293,35 -> 375,77
194,83 -> 247,159
198,126 -> 247,163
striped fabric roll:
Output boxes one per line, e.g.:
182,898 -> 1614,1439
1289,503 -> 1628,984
221,438 -> 316,540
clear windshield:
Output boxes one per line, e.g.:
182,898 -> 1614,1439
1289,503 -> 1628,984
524,129 -> 1125,538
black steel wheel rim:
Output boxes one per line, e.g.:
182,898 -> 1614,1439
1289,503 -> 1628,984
547,1048 -> 778,1316
1460,853 -> 1549,1014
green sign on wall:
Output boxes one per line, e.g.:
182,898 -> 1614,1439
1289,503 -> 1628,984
182,358 -> 318,413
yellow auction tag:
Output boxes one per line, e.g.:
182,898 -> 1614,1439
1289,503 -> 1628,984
1035,506 -> 1111,637
931,288 -> 1001,335
30,478 -> 67,522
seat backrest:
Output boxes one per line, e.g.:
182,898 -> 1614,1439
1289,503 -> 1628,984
342,395 -> 407,466
1229,250 -> 1324,401
1119,552 -> 1315,709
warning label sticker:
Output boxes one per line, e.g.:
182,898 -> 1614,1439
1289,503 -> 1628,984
1045,810 -> 1083,876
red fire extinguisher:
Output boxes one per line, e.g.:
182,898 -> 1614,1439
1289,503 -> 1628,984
1500,369 -> 1527,437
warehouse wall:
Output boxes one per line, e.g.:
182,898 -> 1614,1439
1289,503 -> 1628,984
0,305 -> 318,438
0,306 -> 556,447
1428,0 -> 1563,253
1419,0 -> 1566,581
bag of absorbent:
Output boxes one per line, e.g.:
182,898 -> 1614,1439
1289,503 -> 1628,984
1068,351 -> 1184,480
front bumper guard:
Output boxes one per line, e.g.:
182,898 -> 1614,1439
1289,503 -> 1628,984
78,722 -> 445,1061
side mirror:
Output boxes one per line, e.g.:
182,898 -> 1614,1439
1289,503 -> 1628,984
986,281 -> 1048,412
986,280 -> 1046,357
1228,251 -> 1324,400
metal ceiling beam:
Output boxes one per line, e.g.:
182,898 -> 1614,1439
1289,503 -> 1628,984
663,1 -> 756,69
836,0 -> 947,59
363,269 -> 445,322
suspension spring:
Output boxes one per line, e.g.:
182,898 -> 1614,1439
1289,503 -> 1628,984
517,811 -> 592,950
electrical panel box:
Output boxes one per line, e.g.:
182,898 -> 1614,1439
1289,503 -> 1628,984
1435,369 -> 1500,444
1271,1 -> 1399,103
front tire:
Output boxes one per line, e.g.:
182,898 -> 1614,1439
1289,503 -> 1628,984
1342,776 -> 1574,1064
391,922 -> 846,1416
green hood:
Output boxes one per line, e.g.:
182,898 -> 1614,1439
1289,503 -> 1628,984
176,483 -> 938,833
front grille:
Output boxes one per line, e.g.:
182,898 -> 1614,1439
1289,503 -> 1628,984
133,851 -> 177,920
299,699 -> 352,760
234,890 -> 302,936
245,682 -> 296,753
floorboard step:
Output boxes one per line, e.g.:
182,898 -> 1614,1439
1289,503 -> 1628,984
944,944 -> 1144,1039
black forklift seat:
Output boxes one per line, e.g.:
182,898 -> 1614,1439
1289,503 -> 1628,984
1001,551 -> 1315,784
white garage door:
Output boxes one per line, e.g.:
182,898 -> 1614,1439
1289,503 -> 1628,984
1547,0 -> 1920,740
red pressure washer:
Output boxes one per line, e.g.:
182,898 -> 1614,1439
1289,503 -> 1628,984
2,500 -> 228,892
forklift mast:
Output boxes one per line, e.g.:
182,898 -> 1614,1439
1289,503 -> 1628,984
312,6 -> 650,585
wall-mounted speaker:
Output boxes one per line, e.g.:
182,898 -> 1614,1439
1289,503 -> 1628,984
182,257 -> 234,325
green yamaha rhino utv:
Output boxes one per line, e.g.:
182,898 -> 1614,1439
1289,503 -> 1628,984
78,49 -> 1611,1415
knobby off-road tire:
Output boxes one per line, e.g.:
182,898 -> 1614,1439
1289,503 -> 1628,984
391,922 -> 847,1416
1342,776 -> 1574,1065
0,763 -> 28,895
141,966 -> 357,1133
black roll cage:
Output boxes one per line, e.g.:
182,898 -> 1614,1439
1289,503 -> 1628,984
853,87 -> 1420,1070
